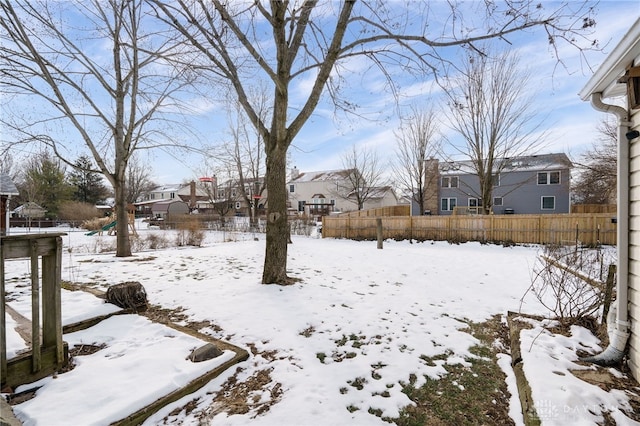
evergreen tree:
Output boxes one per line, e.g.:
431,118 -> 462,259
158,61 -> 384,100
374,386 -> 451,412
68,155 -> 110,204
21,151 -> 73,218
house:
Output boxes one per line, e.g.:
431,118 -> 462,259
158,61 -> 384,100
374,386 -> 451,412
287,167 -> 352,217
144,183 -> 183,202
287,167 -> 398,217
212,176 -> 267,218
351,186 -> 399,211
136,182 -> 209,216
12,202 -> 47,219
0,172 -> 19,235
579,18 -> 639,381
433,153 -> 573,215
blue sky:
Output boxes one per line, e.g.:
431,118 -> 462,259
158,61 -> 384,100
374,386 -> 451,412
147,0 -> 638,185
3,1 -> 638,186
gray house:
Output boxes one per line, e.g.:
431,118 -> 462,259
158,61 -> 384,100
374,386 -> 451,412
436,153 -> 573,215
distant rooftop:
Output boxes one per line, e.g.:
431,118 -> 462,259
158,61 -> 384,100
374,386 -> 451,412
440,153 -> 572,175
0,172 -> 19,196
290,168 -> 354,183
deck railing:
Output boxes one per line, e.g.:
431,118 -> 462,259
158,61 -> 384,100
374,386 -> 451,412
1,233 -> 67,389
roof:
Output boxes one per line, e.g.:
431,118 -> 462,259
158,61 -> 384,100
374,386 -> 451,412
151,199 -> 189,213
348,186 -> 396,200
151,184 -> 184,193
134,199 -> 171,206
290,169 -> 354,183
0,172 -> 19,196
12,202 -> 46,212
579,18 -> 640,100
440,153 -> 572,175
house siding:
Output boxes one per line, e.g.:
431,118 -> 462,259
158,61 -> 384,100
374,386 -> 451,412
438,156 -> 572,215
628,90 -> 640,380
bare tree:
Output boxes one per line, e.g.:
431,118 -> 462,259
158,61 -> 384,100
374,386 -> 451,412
442,49 -> 547,214
0,150 -> 14,176
223,95 -> 268,225
392,107 -> 441,215
211,172 -> 241,222
572,118 -> 617,204
0,0 -> 194,256
125,155 -> 158,205
150,0 -> 597,283
337,145 -> 387,211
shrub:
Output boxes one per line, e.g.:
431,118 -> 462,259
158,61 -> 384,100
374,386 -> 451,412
175,216 -> 205,247
145,233 -> 169,250
527,245 -> 608,322
59,201 -> 101,222
82,216 -> 113,231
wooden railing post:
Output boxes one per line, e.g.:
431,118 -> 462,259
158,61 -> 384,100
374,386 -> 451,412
30,240 -> 41,373
1,233 -> 67,389
1,237 -> 6,383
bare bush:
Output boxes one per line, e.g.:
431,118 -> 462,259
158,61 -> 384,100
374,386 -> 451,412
145,233 -> 170,250
82,216 -> 113,231
59,201 -> 101,222
527,245 -> 609,322
175,217 -> 205,247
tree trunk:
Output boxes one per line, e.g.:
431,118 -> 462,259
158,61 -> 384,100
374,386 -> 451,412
114,176 -> 132,257
262,144 -> 290,284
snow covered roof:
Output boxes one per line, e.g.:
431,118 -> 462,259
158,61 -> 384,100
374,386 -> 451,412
289,169 -> 354,183
151,184 -> 184,193
440,153 -> 572,175
134,199 -> 171,206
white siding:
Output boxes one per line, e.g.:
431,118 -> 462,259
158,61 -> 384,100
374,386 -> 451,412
628,100 -> 640,380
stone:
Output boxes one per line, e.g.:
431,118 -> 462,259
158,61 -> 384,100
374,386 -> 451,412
188,343 -> 223,362
105,281 -> 148,310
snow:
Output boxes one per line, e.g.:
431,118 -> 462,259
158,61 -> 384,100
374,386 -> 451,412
2,225 -> 637,425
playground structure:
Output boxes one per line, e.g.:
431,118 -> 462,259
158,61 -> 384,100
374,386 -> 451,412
86,205 -> 137,237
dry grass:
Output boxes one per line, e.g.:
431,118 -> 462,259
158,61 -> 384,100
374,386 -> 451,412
395,315 -> 514,426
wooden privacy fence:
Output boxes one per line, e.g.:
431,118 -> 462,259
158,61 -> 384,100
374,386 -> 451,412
337,205 -> 411,218
322,213 -> 617,246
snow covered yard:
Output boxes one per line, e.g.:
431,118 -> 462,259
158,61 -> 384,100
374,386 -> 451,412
2,226 -> 639,425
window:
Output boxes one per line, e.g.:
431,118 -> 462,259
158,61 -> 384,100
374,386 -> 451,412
468,198 -> 481,207
493,197 -> 503,207
541,196 -> 555,210
441,176 -> 459,188
298,201 -> 305,212
441,197 -> 457,211
231,189 -> 237,197
537,171 -> 560,185
219,189 -> 225,199
170,192 -> 175,199
235,202 -> 241,210
492,174 -> 500,187
289,184 -> 295,193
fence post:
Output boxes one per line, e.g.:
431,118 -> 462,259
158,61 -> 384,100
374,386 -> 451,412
376,218 -> 383,249
602,264 -> 616,324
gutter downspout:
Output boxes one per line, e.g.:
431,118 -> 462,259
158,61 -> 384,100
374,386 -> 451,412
582,92 -> 631,366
